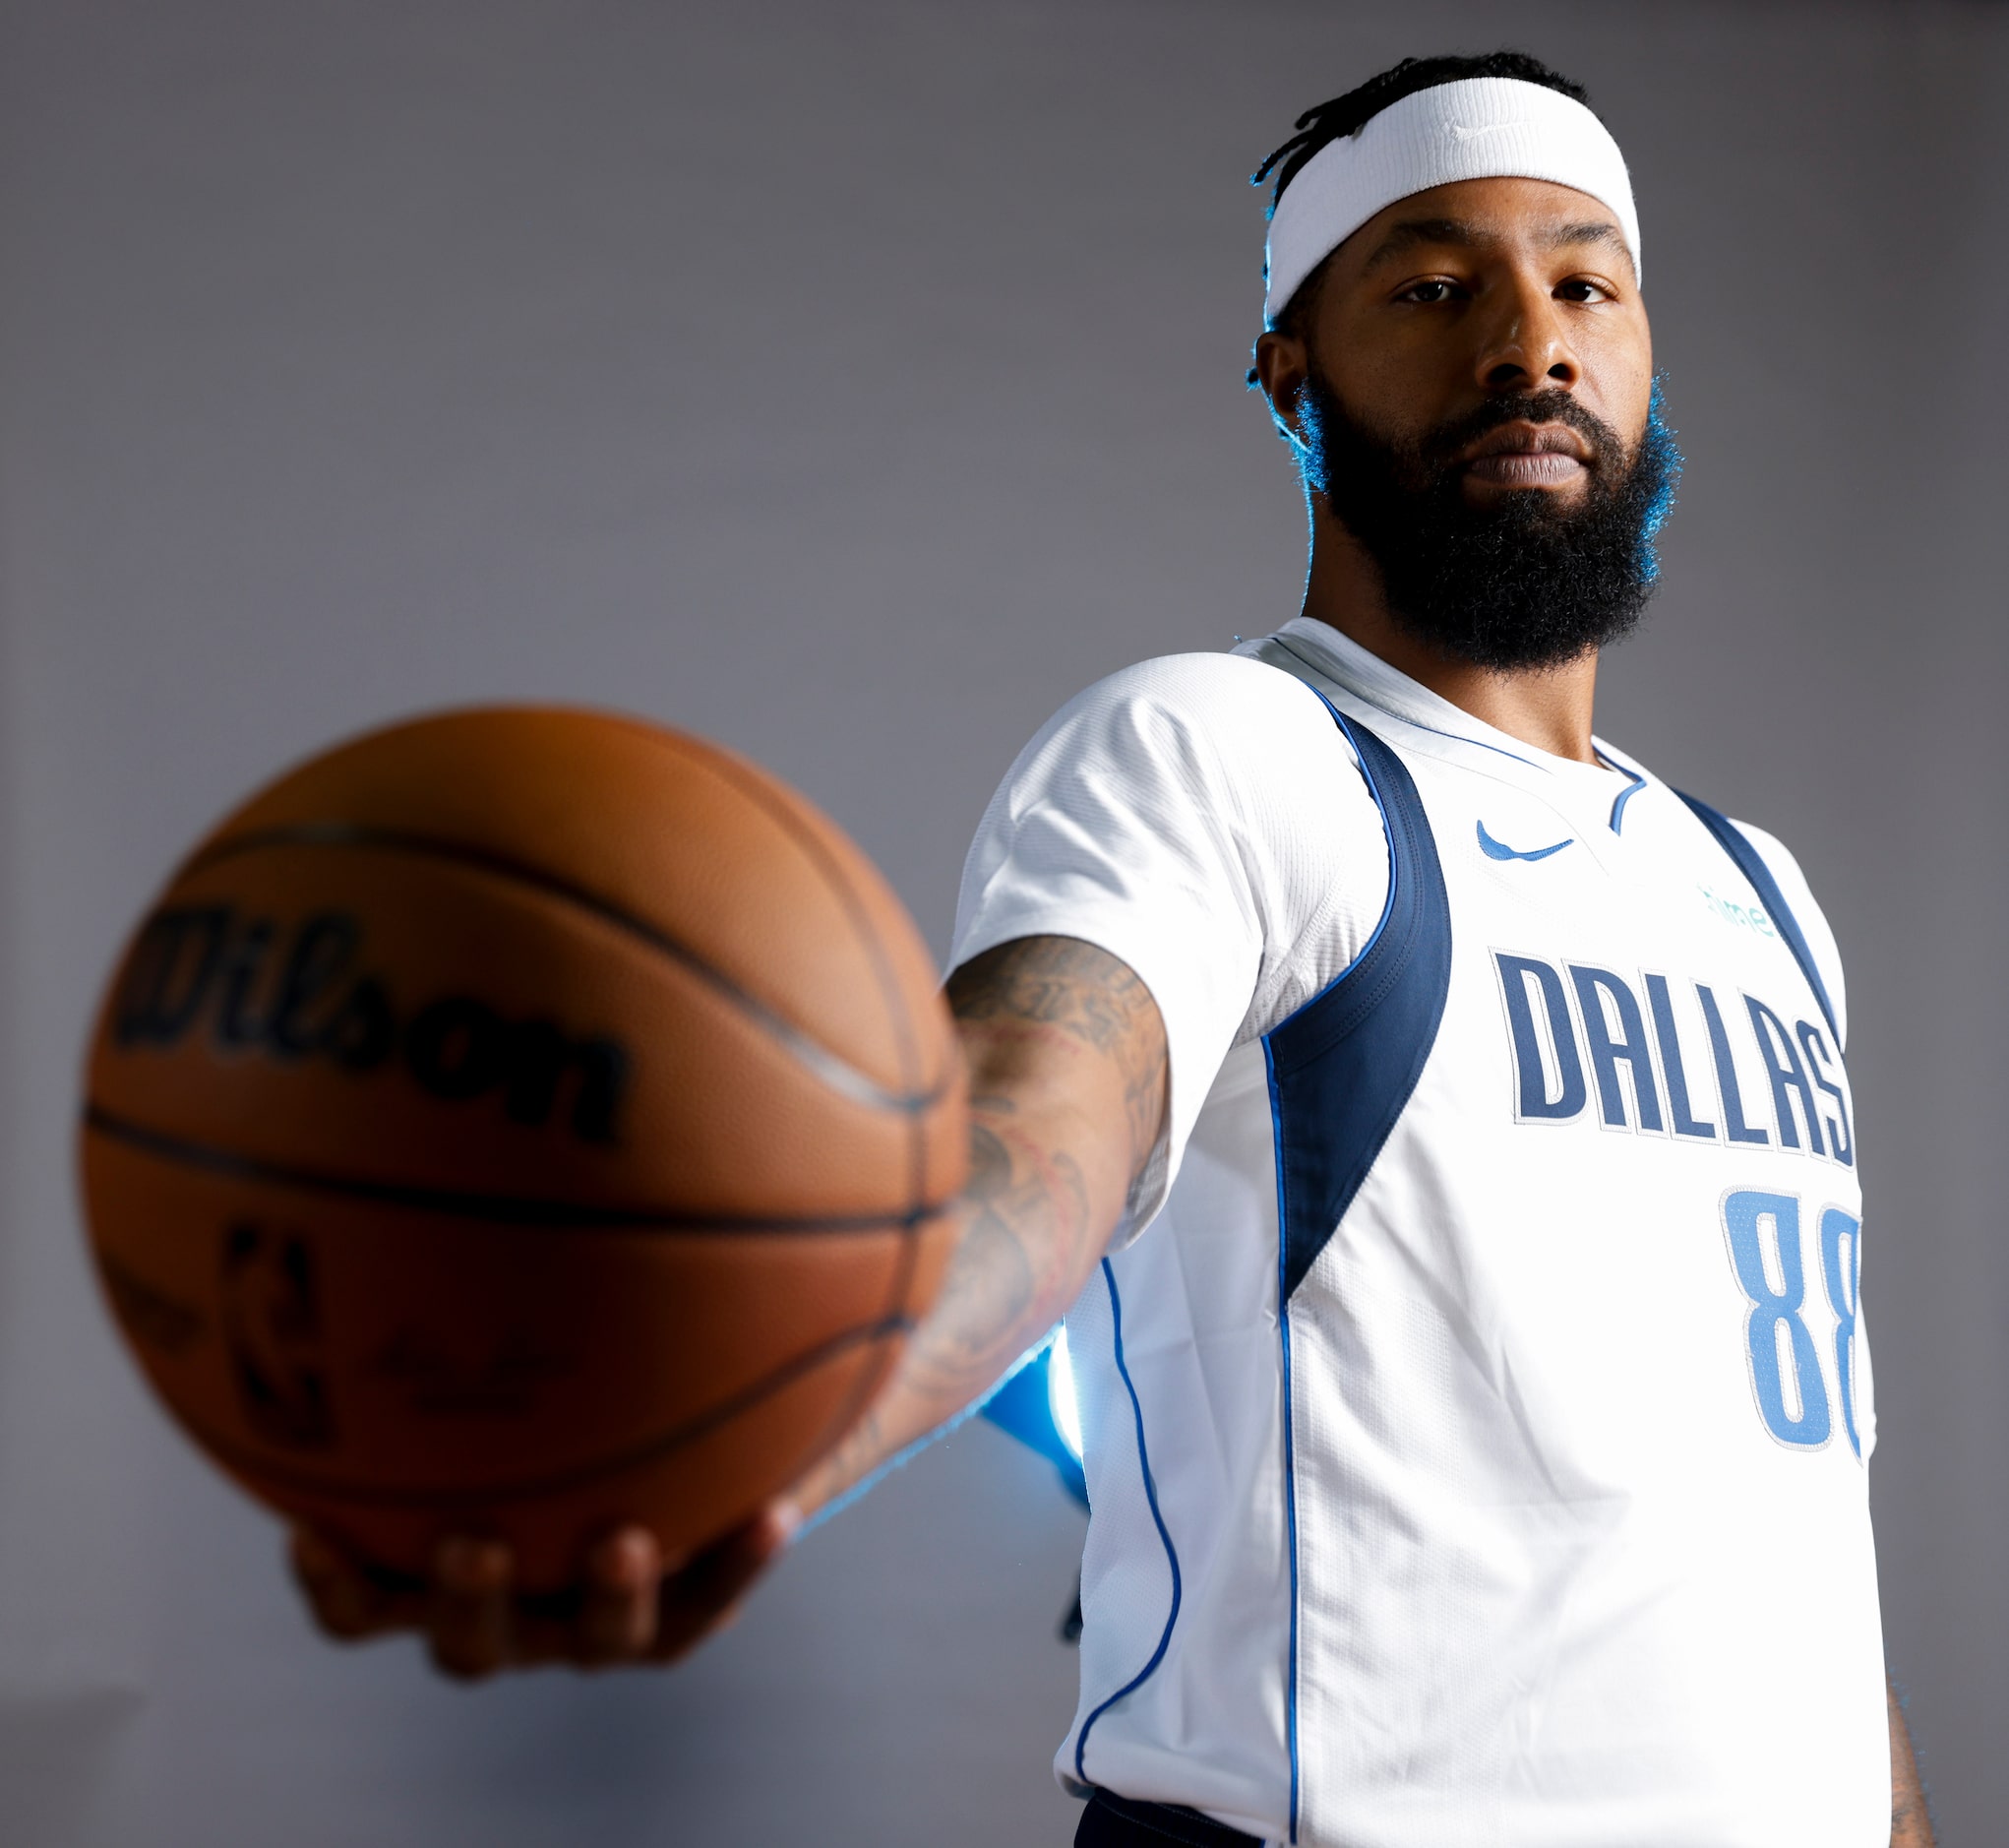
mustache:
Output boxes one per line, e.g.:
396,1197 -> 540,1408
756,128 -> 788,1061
1415,388 -> 1627,473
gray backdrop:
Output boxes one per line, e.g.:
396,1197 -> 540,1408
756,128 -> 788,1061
1,1 -> 2002,1841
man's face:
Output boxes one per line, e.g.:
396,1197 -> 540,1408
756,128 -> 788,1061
1257,175 -> 1674,670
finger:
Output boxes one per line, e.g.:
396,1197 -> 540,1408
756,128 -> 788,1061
575,1526 -> 664,1666
649,1504 -> 798,1664
494,1605 -> 582,1668
425,1536 -> 516,1681
288,1528 -> 423,1641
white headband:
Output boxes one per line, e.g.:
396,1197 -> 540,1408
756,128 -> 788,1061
1263,77 -> 1640,326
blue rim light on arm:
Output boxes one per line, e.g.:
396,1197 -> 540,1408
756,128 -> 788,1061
981,1329 -> 1089,1508
1048,1326 -> 1083,1459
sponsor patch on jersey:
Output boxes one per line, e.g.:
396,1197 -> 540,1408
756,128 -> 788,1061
1699,884 -> 1777,939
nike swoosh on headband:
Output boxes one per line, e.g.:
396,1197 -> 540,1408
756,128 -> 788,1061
1446,120 -> 1531,142
1477,821 -> 1573,862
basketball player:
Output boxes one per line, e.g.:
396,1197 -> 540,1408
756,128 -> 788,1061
294,51 -> 1935,1848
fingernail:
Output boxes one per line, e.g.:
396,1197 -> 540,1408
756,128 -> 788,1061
589,1527 -> 659,1587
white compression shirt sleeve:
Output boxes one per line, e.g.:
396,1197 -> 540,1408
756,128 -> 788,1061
948,650 -> 1389,1244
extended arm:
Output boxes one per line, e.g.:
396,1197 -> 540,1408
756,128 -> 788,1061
786,934 -> 1167,1523
291,935 -> 1167,1675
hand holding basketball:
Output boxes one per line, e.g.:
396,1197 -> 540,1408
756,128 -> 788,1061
288,1509 -> 797,1678
80,707 -> 968,1648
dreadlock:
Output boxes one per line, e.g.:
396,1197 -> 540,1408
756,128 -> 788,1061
1250,51 -> 1596,343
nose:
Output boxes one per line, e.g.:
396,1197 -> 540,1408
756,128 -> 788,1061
1473,271 -> 1581,395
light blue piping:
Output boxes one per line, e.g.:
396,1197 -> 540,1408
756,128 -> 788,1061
1607,762 -> 1648,833
1072,1260 -> 1184,1784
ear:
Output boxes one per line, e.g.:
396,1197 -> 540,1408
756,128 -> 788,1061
1253,329 -> 1313,452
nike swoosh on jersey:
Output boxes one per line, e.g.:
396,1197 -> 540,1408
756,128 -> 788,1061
1476,821 -> 1573,862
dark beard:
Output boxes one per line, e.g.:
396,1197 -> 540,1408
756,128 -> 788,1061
1300,373 -> 1682,671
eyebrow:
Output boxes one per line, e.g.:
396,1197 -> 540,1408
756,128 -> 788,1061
1359,216 -> 1628,271
1360,217 -> 1476,268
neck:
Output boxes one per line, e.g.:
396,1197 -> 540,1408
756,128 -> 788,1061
1301,514 -> 1603,765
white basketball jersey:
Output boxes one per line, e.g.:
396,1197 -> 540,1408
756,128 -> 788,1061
1048,633 -> 1886,1846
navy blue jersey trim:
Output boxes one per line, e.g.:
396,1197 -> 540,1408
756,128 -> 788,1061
1073,1259 -> 1184,1784
1263,712 -> 1453,1301
1270,689 -> 1396,1024
1676,793 -> 1839,1044
1255,699 -> 1452,1836
1264,1038 -> 1304,1843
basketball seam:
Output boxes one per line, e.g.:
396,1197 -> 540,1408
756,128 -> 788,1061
168,1318 -> 911,1508
180,823 -> 946,1118
661,739 -> 933,1093
665,735 -> 949,1449
577,708 -> 928,1081
85,1104 -> 955,1235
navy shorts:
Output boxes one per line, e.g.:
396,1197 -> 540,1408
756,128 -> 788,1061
1073,1789 -> 1261,1848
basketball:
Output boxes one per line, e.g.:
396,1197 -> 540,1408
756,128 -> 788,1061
78,708 -> 967,1591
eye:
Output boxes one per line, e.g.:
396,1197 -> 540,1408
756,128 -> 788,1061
1556,277 -> 1614,303
1397,277 -> 1467,305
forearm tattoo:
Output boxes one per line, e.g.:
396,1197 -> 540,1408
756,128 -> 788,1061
947,934 -> 1168,1177
910,937 -> 1165,1399
801,938 -> 1166,1509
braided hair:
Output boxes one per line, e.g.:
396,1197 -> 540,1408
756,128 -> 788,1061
1251,51 -> 1595,344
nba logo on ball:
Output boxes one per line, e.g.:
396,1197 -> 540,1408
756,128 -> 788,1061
220,1221 -> 335,1452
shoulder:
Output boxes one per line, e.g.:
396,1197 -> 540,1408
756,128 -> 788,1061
1724,816 -> 1851,1049
982,650 -> 1362,832
1021,650 -> 1350,766
960,647 -> 1390,1038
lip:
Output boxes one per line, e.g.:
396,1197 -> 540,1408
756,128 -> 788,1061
1458,420 -> 1593,464
1458,420 -> 1591,488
